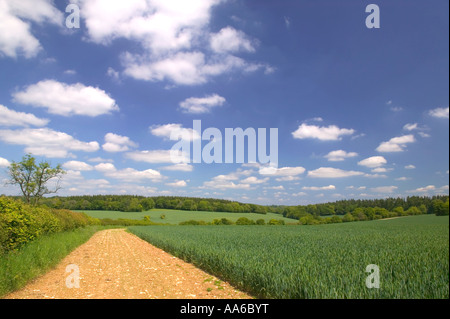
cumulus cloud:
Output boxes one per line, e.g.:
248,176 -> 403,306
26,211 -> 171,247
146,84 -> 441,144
324,150 -> 358,162
13,80 -> 119,117
403,123 -> 418,131
74,0 -> 271,86
308,167 -> 364,178
203,180 -> 251,190
166,180 -> 187,187
0,128 -> 99,158
376,135 -> 415,153
63,161 -> 94,171
210,26 -> 257,53
160,163 -> 194,172
122,51 -> 268,86
429,107 -> 449,119
292,124 -> 355,141
0,0 -> 63,58
358,156 -> 387,168
302,185 -> 336,191
179,94 -> 226,114
150,124 -> 200,142
370,186 -> 398,193
102,133 -> 138,153
125,150 -> 189,164
411,185 -> 436,193
259,166 -> 306,177
95,163 -> 162,182
0,104 -> 49,127
240,176 -> 269,185
0,156 -> 10,167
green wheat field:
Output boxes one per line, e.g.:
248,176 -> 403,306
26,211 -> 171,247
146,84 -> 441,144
129,215 -> 449,299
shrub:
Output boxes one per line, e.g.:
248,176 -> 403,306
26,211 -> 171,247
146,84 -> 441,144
212,218 -> 234,225
179,220 -> 208,225
268,219 -> 285,225
342,213 -> 354,223
236,217 -> 256,225
255,219 -> 266,225
0,197 -> 97,254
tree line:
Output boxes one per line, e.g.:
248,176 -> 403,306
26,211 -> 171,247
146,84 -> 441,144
25,194 -> 449,219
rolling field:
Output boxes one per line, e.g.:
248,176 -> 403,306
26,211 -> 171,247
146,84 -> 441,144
129,215 -> 449,299
77,209 -> 296,224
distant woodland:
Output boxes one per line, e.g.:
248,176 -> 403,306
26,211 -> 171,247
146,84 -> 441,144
8,194 -> 447,221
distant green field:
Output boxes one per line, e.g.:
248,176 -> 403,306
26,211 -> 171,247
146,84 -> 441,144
129,215 -> 449,299
76,209 -> 297,224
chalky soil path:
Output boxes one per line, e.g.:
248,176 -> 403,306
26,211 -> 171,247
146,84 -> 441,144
6,229 -> 250,299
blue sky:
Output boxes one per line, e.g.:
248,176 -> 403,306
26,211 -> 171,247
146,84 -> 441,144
0,0 -> 448,205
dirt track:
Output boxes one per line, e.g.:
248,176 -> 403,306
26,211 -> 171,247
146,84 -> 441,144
5,229 -> 251,299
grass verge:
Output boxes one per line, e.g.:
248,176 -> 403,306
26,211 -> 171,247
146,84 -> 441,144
0,226 -> 104,298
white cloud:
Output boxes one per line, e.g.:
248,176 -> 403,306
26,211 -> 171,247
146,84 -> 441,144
292,124 -> 355,141
364,173 -> 388,179
0,0 -> 62,58
75,0 -> 271,86
179,94 -> 226,114
292,192 -> 307,197
411,185 -> 436,193
275,176 -> 301,182
429,107 -> 449,119
403,123 -> 418,131
259,166 -> 306,177
358,156 -> 387,168
240,176 -> 269,185
308,167 -> 364,178
371,167 -> 392,173
324,150 -> 358,162
160,163 -> 194,172
13,80 -> 119,117
264,185 -> 285,190
88,157 -> 114,163
102,133 -> 138,153
210,26 -> 256,53
78,0 -> 219,52
0,104 -> 49,127
150,124 -> 200,142
122,51 -> 267,86
166,180 -> 187,188
371,186 -> 398,193
95,163 -> 162,182
64,69 -> 77,75
106,67 -> 120,82
125,150 -> 189,164
63,161 -> 94,171
0,156 -> 10,168
302,185 -> 336,191
0,128 -> 100,158
418,132 -> 431,138
407,185 -> 448,194
203,180 -> 251,190
405,165 -> 416,170
201,168 -> 260,190
376,135 -> 415,153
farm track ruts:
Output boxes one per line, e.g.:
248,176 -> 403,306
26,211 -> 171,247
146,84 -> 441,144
5,229 -> 251,299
